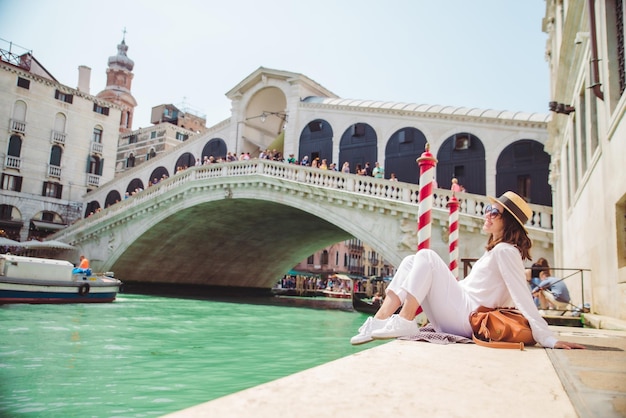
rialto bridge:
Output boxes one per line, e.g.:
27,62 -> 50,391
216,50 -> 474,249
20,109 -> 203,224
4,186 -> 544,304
51,160 -> 553,290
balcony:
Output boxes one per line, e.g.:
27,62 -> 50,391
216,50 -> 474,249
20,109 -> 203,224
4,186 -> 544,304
48,164 -> 61,178
86,173 -> 100,187
91,141 -> 103,154
10,118 -> 26,134
4,155 -> 21,169
51,130 -> 66,145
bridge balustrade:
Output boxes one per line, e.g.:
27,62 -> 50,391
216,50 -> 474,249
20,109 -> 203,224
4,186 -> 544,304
57,160 -> 553,241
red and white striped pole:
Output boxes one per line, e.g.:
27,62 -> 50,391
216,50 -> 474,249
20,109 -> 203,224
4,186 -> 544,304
416,143 -> 438,251
447,194 -> 460,280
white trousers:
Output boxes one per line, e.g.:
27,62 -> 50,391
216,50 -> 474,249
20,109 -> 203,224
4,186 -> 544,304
386,249 -> 475,338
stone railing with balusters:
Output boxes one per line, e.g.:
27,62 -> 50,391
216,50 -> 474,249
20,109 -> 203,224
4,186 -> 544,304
51,130 -> 66,145
4,155 -> 21,169
54,159 -> 553,242
91,141 -> 103,154
48,164 -> 61,178
10,118 -> 26,133
86,173 -> 100,187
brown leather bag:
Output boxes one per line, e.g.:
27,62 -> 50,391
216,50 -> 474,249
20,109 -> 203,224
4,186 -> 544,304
469,306 -> 536,350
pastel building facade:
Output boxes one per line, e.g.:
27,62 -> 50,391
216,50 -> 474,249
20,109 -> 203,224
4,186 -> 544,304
0,40 -> 121,241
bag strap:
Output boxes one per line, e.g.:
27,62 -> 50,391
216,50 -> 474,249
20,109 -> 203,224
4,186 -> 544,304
472,333 -> 525,350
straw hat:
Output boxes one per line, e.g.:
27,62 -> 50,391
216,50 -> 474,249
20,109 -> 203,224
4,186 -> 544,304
488,191 -> 532,232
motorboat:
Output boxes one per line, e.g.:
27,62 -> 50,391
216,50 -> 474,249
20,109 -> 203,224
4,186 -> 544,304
0,254 -> 122,304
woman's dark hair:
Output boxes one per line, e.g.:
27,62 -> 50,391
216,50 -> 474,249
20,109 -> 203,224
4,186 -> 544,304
531,257 -> 551,277
486,210 -> 532,261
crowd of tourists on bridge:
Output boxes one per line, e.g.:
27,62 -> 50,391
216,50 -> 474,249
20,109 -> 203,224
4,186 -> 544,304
102,149 -> 401,215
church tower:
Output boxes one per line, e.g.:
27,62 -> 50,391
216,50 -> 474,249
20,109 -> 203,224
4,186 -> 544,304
97,31 -> 137,133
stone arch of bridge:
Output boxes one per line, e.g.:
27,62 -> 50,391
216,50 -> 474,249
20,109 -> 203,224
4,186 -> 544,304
71,176 -> 422,290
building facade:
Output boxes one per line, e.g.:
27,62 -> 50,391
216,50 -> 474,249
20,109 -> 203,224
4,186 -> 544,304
292,239 -> 395,279
543,0 -> 626,320
0,40 -> 121,240
115,104 -> 207,176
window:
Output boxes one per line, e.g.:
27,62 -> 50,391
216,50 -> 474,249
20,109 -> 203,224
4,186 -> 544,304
617,194 -> 626,270
17,77 -> 30,89
127,153 -> 135,168
129,134 -> 138,144
87,155 -> 104,175
0,204 -> 13,219
150,131 -> 157,139
353,123 -> 366,137
54,89 -> 73,104
8,135 -> 22,157
92,127 -> 103,143
307,254 -> 314,264
93,103 -> 110,115
42,181 -> 63,198
41,211 -> 55,222
176,132 -> 188,141
517,175 -> 531,202
321,250 -> 329,265
1,174 -> 22,191
147,149 -> 156,160
49,145 -> 62,166
454,135 -> 471,150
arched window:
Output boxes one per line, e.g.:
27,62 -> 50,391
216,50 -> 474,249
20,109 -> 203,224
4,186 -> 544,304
50,145 -> 62,166
54,113 -> 66,133
92,126 -> 103,143
8,135 -> 22,157
12,100 -> 26,121
87,155 -> 103,175
127,153 -> 135,168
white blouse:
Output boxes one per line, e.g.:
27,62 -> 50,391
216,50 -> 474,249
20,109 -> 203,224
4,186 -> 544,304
459,243 -> 558,348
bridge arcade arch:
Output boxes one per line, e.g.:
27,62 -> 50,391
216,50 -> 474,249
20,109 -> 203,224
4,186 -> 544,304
385,127 -> 428,183
436,133 -> 486,195
338,123 -> 377,174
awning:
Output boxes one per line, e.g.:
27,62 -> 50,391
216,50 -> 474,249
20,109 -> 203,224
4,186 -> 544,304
0,237 -> 23,247
30,220 -> 67,231
267,131 -> 284,154
22,239 -> 75,250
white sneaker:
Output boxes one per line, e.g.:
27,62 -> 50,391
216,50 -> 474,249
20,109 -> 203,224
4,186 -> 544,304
350,316 -> 390,345
371,315 -> 418,339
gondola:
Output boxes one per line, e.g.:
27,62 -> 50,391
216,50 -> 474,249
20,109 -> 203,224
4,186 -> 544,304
352,291 -> 382,314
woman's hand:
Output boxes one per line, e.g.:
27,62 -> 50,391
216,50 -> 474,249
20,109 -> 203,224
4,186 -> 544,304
554,340 -> 586,349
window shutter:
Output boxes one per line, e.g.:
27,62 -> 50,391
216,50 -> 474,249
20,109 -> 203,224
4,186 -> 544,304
86,155 -> 91,173
56,184 -> 63,199
15,176 -> 22,192
98,158 -> 104,175
41,182 -> 47,196
67,95 -> 73,104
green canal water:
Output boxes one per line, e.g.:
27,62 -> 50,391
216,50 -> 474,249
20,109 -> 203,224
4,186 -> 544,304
0,293 -> 381,417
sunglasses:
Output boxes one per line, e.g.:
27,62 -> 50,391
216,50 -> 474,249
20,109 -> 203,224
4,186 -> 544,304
484,204 -> 503,218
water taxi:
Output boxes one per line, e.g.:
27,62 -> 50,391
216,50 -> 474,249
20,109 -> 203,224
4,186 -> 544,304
0,254 -> 122,304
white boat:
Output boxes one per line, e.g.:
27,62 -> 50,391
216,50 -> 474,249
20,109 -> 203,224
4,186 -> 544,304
0,254 -> 122,304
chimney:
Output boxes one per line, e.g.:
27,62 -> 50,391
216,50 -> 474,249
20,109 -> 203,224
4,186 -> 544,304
77,65 -> 91,94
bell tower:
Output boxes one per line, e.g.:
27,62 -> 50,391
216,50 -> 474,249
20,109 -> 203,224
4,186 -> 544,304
96,29 -> 137,133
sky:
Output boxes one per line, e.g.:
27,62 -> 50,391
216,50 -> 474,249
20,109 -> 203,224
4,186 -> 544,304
1,0 -> 550,128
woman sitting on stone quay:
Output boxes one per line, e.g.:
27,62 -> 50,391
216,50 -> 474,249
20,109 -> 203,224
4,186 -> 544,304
350,191 -> 585,350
